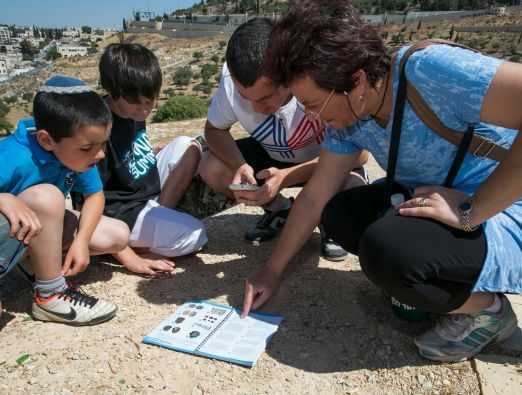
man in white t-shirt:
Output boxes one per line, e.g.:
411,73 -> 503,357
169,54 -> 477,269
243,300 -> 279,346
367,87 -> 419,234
199,18 -> 368,261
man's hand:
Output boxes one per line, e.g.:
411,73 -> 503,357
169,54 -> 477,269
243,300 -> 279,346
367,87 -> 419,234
62,238 -> 90,277
0,193 -> 41,244
241,266 -> 282,318
234,167 -> 286,207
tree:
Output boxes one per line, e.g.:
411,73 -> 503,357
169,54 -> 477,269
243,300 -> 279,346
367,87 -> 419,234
81,26 -> 92,34
45,46 -> 59,61
211,54 -> 220,63
200,63 -> 218,81
192,51 -> 204,61
20,39 -> 36,61
122,18 -> 127,32
173,67 -> 193,86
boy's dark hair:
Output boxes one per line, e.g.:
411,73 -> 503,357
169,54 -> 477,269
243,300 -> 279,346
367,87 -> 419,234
99,43 -> 162,102
226,18 -> 274,87
265,0 -> 389,92
33,91 -> 111,142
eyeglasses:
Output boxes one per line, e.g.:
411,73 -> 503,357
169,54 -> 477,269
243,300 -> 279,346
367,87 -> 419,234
297,89 -> 336,121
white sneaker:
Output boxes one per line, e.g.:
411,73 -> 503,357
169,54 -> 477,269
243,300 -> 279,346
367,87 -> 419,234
32,287 -> 117,326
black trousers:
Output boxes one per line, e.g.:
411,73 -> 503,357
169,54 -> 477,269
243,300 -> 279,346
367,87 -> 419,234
321,182 -> 487,313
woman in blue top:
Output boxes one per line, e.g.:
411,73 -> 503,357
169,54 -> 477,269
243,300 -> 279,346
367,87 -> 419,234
241,0 -> 522,362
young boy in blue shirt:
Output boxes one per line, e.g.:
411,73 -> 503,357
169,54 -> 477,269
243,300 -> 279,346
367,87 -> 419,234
0,75 -> 128,326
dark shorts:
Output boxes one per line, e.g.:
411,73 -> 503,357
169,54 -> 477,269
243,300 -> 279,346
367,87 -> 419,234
0,214 -> 27,279
236,137 -> 368,186
236,137 -> 297,176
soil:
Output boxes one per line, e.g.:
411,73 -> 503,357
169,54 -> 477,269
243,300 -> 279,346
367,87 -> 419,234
0,142 -> 484,394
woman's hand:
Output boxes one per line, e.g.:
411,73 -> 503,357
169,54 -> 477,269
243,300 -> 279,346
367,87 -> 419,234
396,186 -> 473,229
241,266 -> 283,318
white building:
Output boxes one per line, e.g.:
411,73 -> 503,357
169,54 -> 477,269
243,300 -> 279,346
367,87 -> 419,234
0,52 -> 23,70
57,44 -> 88,57
0,58 -> 8,76
0,26 -> 10,44
62,28 -> 80,39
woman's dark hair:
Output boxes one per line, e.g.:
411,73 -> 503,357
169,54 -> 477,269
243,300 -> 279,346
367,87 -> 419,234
33,91 -> 111,142
265,0 -> 390,92
99,43 -> 162,102
226,17 -> 274,87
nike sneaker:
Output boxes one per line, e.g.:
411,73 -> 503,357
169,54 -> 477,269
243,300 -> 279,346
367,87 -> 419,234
32,287 -> 117,326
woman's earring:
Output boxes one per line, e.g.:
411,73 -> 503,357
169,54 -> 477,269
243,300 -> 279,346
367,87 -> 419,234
359,95 -> 363,101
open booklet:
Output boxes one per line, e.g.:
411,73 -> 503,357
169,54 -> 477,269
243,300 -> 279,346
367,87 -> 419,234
143,300 -> 283,367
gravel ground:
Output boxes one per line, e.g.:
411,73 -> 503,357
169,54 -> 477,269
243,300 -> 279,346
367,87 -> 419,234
0,143 -> 488,394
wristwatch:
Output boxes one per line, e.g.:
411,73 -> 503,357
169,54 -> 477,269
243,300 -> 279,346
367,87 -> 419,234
458,200 -> 478,232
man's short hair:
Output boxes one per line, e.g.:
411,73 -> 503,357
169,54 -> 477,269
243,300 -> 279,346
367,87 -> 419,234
226,18 -> 274,87
99,43 -> 162,102
33,76 -> 111,142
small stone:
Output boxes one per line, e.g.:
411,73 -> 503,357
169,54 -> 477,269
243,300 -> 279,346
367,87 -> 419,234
442,379 -> 451,386
216,272 -> 225,279
422,382 -> 433,390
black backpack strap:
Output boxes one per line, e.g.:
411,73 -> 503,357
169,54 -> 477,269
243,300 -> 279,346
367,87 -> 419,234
443,125 -> 474,187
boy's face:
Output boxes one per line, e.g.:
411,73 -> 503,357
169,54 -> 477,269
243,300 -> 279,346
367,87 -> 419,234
110,96 -> 156,122
37,124 -> 111,172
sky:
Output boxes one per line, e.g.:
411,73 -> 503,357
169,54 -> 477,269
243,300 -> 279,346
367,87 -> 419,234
0,0 -> 200,29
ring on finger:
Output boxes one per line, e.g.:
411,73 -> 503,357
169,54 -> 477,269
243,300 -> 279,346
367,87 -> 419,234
419,197 -> 427,207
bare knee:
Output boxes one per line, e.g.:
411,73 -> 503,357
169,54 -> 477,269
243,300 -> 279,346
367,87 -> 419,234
18,184 -> 65,217
92,217 -> 129,254
106,219 -> 129,252
199,154 -> 233,193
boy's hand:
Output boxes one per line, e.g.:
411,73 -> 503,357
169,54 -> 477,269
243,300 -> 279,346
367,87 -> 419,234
62,238 -> 90,277
0,193 -> 41,244
153,142 -> 167,154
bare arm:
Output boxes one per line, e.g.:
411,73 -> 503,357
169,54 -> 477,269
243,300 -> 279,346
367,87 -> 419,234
204,120 -> 245,171
242,150 -> 360,315
278,149 -> 369,189
471,61 -> 522,225
399,62 -> 522,228
76,191 -> 105,245
62,191 -> 105,276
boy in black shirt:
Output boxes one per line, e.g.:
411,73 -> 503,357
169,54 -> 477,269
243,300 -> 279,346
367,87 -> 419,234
98,43 -> 207,276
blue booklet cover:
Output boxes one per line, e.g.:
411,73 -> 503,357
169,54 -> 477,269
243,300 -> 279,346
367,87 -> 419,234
143,300 -> 283,367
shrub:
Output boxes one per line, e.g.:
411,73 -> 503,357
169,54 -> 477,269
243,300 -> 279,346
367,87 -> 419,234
173,66 -> 193,86
192,51 -> 204,61
211,54 -> 220,63
193,81 -> 212,95
0,100 -> 8,117
200,63 -> 218,80
152,95 -> 209,122
218,40 -> 226,50
0,117 -> 13,134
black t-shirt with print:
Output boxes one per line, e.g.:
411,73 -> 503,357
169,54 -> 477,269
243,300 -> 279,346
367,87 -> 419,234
98,112 -> 161,228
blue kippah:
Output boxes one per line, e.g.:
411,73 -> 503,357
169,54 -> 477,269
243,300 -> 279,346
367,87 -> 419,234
38,74 -> 92,94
